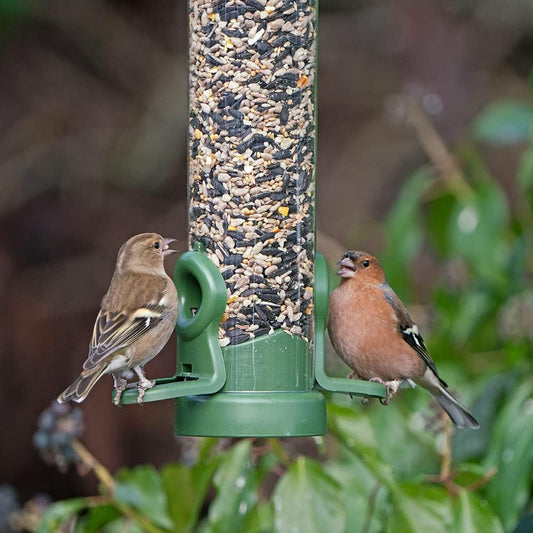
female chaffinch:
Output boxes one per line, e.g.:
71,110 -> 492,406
328,250 -> 479,429
58,233 -> 178,405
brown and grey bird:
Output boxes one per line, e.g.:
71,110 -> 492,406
58,233 -> 179,405
328,250 -> 479,429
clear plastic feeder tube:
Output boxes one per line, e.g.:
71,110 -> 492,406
188,0 -> 316,347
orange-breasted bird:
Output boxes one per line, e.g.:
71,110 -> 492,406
57,233 -> 179,405
328,250 -> 479,429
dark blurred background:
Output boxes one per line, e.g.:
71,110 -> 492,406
1,0 -> 531,504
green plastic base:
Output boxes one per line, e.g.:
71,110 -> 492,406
175,391 -> 327,437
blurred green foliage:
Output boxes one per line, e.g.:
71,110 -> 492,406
36,101 -> 533,532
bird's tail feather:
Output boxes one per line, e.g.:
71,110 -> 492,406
57,364 -> 107,404
432,385 -> 479,429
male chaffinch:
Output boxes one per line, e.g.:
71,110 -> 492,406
58,233 -> 179,405
328,250 -> 479,429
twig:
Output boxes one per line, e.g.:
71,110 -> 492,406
71,439 -> 115,492
440,417 -> 452,480
466,467 -> 498,492
71,439 -> 166,533
404,97 -> 474,199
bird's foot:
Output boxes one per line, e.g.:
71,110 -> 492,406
112,376 -> 129,406
369,377 -> 401,405
136,378 -> 156,405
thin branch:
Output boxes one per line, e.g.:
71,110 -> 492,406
440,417 -> 452,480
466,467 -> 498,492
404,97 -> 474,200
71,439 -> 166,533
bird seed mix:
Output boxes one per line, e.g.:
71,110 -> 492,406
188,0 -> 316,346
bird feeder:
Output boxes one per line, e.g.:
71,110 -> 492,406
118,0 -> 386,435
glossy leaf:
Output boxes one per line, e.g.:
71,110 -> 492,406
77,505 -> 121,533
208,439 -> 256,533
382,168 -> 433,297
326,458 -> 388,533
114,465 -> 173,530
387,483 -> 451,533
37,498 -> 88,533
273,457 -> 345,533
161,459 -> 218,533
472,101 -> 533,144
452,490 -> 503,533
447,180 -> 509,282
241,502 -> 274,533
327,403 -> 396,489
517,148 -> 533,193
484,378 -> 533,530
99,519 -> 144,533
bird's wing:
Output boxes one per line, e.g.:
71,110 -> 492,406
83,304 -> 165,370
381,285 -> 448,388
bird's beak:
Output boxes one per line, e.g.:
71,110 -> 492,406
336,257 -> 355,278
162,237 -> 179,256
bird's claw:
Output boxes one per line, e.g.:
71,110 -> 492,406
369,377 -> 400,406
136,379 -> 156,405
113,376 -> 131,406
113,389 -> 123,406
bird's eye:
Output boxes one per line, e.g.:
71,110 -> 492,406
362,259 -> 370,268
153,241 -> 160,249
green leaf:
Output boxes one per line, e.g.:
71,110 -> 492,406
483,378 -> 533,530
452,490 -> 503,533
387,483 -> 451,533
327,403 -> 396,489
472,101 -> 533,145
208,439 -> 256,533
326,458 -> 388,533
382,168 -> 433,297
369,400 -> 440,479
241,502 -> 274,533
99,518 -> 145,533
517,148 -> 533,193
448,180 -> 509,282
426,192 -> 457,255
115,465 -> 173,530
77,505 -> 121,533
161,459 -> 218,533
37,498 -> 89,533
273,457 -> 345,533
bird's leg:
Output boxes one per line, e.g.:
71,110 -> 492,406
369,377 -> 401,405
133,366 -> 156,404
112,375 -> 130,406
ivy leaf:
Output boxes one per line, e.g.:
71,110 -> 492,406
76,505 -> 121,533
448,180 -> 509,282
387,483 -> 451,533
241,502 -> 274,533
273,457 -> 345,533
484,378 -> 533,530
37,498 -> 88,533
161,458 -> 218,533
382,168 -> 433,297
208,439 -> 256,533
452,490 -> 503,533
472,101 -> 533,145
114,465 -> 173,530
